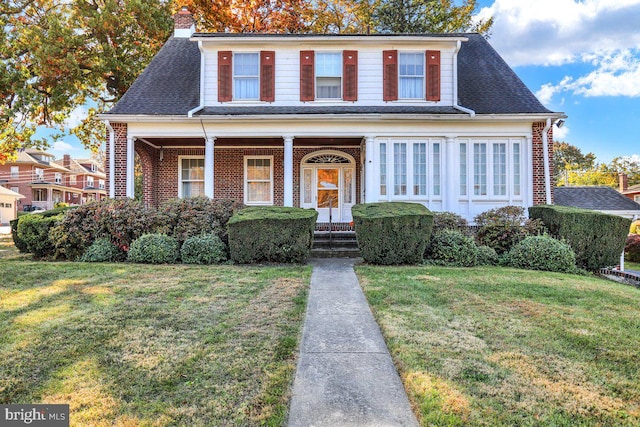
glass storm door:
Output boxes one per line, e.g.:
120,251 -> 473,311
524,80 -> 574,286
316,168 -> 339,222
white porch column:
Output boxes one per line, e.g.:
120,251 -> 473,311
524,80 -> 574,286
445,137 -> 456,212
283,136 -> 294,207
126,136 -> 135,198
205,137 -> 215,199
364,136 -> 376,203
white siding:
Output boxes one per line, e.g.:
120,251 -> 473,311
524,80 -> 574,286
201,40 -> 456,107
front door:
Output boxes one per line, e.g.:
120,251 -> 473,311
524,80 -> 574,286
300,151 -> 355,223
316,168 -> 339,222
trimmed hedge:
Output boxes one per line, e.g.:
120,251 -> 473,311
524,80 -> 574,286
352,202 -> 433,265
10,218 -> 28,253
503,235 -> 577,273
127,234 -> 179,264
529,205 -> 630,271
16,213 -> 64,259
228,207 -> 317,263
181,234 -> 227,264
80,238 -> 123,262
426,229 -> 478,267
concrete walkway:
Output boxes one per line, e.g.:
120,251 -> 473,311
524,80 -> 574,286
288,258 -> 419,427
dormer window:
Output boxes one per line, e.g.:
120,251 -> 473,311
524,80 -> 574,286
91,164 -> 97,172
233,53 -> 259,100
316,52 -> 342,99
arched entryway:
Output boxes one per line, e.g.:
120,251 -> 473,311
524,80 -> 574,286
300,150 -> 356,223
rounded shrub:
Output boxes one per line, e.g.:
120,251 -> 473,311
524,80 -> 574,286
432,211 -> 469,235
426,229 -> 478,267
476,245 -> 499,266
625,234 -> 640,263
181,234 -> 227,264
80,238 -> 123,262
474,206 -> 544,254
17,213 -> 64,259
504,235 -> 577,273
127,234 -> 179,264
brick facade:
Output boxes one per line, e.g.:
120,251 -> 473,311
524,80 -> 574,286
109,122 -> 128,199
173,7 -> 195,29
532,121 -> 554,205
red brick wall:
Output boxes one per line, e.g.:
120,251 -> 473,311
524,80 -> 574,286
532,121 -> 554,205
109,122 -> 128,199
156,148 -> 204,206
135,142 -> 160,207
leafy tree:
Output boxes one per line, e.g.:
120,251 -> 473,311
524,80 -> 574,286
374,0 -> 492,34
607,156 -> 640,187
553,141 -> 596,186
305,0 -> 377,33
566,163 -> 617,187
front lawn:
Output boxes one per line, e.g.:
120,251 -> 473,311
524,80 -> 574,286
357,266 -> 640,426
0,240 -> 311,426
625,260 -> 640,271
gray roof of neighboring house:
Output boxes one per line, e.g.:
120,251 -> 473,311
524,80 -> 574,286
554,186 -> 640,211
107,33 -> 553,117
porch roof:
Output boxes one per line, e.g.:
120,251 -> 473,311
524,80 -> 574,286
195,105 -> 463,116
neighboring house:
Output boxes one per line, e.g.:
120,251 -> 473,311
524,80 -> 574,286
0,186 -> 24,224
100,7 -> 564,225
619,173 -> 640,204
0,149 -> 82,211
57,155 -> 107,204
555,186 -> 640,219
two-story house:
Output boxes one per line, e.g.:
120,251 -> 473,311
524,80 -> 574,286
101,7 -> 564,226
58,155 -> 107,204
0,149 -> 83,211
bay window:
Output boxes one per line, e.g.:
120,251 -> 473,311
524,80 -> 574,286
462,139 -> 524,199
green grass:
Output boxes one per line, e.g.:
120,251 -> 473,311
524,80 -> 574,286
0,236 -> 311,426
625,261 -> 640,271
356,265 -> 640,426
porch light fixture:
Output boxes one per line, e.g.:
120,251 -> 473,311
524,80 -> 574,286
159,148 -> 164,162
555,119 -> 565,128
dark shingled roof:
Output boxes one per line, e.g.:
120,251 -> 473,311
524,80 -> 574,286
107,33 -> 553,116
554,186 -> 640,211
108,37 -> 200,115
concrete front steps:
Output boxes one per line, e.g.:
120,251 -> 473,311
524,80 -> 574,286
311,231 -> 360,258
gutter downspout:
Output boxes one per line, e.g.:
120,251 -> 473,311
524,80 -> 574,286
104,120 -> 115,199
542,118 -> 552,205
187,40 -> 206,118
453,40 -> 475,117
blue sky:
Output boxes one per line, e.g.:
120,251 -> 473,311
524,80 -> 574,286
46,0 -> 640,164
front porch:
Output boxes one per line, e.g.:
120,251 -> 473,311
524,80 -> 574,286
127,136 -> 364,223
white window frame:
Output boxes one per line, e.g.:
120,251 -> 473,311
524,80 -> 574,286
10,166 -> 18,179
315,52 -> 342,100
99,179 -> 105,190
11,187 -> 19,194
55,172 -> 62,184
69,175 -> 77,185
462,138 -> 524,201
34,168 -> 44,181
244,156 -> 274,206
398,52 -> 425,100
233,52 -> 260,101
178,155 -> 205,198
379,139 -> 442,201
87,176 -> 94,187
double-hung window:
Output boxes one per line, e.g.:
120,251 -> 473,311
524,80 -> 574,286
179,157 -> 205,198
10,166 -> 18,179
34,168 -> 44,181
55,172 -> 62,184
399,53 -> 424,99
245,156 -> 273,205
316,52 -> 342,99
233,53 -> 259,100
87,176 -> 94,187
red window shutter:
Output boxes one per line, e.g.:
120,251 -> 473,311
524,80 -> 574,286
343,50 -> 358,102
260,51 -> 275,102
300,50 -> 315,102
426,50 -> 440,101
218,51 -> 232,102
383,50 -> 398,101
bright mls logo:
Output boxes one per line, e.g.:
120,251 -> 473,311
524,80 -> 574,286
1,405 -> 69,426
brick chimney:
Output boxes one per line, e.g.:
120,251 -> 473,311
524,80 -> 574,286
173,7 -> 195,38
63,154 -> 71,169
619,173 -> 628,192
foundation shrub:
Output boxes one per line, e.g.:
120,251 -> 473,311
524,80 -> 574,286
181,234 -> 227,264
127,234 -> 179,264
10,218 -> 28,252
624,234 -> 640,263
228,207 -> 317,264
353,202 -> 433,265
529,205 -> 631,271
80,238 -> 124,262
426,229 -> 479,267
432,211 -> 469,235
475,206 -> 544,254
97,199 -> 161,252
50,203 -> 102,260
476,245 -> 499,266
503,235 -> 577,273
16,213 -> 65,259
158,197 -> 244,245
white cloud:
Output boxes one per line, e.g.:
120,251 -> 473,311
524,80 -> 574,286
53,141 -> 74,152
63,105 -> 88,129
478,0 -> 640,66
553,123 -> 570,140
